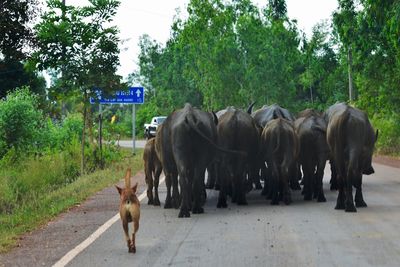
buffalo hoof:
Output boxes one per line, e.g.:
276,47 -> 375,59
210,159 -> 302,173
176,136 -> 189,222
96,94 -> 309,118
283,195 -> 292,205
261,188 -> 268,196
217,200 -> 227,208
304,194 -> 312,201
153,198 -> 161,206
355,200 -> 367,208
205,183 -> 214,190
345,204 -> 357,212
317,195 -> 327,203
335,202 -> 345,210
330,184 -> 338,191
192,206 -> 204,214
147,198 -> 154,205
164,200 -> 173,209
173,199 -> 180,209
214,184 -> 221,191
270,199 -> 279,205
178,209 -> 191,218
255,183 -> 262,190
237,199 -> 248,206
290,181 -> 301,191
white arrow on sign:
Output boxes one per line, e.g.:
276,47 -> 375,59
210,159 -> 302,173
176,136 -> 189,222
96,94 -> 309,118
136,89 -> 141,97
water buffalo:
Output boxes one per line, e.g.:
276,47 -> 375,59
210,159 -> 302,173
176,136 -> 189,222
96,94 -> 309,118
261,118 -> 299,205
216,108 -> 260,207
156,103 -> 243,218
295,113 -> 329,202
206,102 -> 256,190
155,123 -> 180,209
325,103 -> 378,212
143,138 -> 162,205
252,104 -> 299,193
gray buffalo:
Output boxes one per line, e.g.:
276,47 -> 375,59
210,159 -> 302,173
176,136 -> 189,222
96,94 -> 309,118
325,103 -> 378,212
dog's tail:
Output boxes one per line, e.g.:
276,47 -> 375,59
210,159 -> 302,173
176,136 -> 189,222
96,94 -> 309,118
125,168 -> 131,188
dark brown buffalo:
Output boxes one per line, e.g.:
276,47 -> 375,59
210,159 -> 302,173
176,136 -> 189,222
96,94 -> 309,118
216,108 -> 260,207
295,113 -> 329,202
261,118 -> 298,205
297,108 -> 321,119
252,104 -> 299,193
252,103 -> 295,128
155,123 -> 180,209
325,103 -> 378,212
143,138 -> 162,206
156,103 -> 242,218
206,102 -> 256,190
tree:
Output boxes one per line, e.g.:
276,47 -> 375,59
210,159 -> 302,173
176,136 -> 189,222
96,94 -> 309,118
0,0 -> 44,100
0,0 -> 39,60
32,0 -> 122,174
333,0 -> 358,101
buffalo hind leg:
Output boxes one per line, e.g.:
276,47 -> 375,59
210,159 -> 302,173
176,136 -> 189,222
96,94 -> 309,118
335,177 -> 345,210
164,174 -> 173,209
192,168 -> 205,214
153,166 -> 162,206
315,157 -> 327,202
354,175 -> 367,207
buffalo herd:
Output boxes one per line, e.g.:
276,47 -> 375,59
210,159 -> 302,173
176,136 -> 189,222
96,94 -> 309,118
143,102 -> 378,217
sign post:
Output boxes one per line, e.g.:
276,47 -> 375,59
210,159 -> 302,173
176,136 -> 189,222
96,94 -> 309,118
132,104 -> 136,154
90,87 -> 144,155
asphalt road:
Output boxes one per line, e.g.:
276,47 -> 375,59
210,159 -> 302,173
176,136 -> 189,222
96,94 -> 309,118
117,139 -> 146,149
1,162 -> 400,267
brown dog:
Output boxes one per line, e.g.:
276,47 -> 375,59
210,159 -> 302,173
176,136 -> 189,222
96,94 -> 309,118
115,168 -> 140,253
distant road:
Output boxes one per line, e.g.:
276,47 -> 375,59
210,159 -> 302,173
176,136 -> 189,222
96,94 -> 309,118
117,139 -> 146,149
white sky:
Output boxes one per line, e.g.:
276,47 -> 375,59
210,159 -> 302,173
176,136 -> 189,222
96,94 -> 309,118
41,0 -> 338,81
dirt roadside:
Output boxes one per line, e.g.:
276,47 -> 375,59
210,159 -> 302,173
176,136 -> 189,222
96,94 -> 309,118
373,154 -> 400,169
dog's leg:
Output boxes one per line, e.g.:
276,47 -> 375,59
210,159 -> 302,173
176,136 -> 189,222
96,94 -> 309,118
131,220 -> 139,253
122,220 -> 133,253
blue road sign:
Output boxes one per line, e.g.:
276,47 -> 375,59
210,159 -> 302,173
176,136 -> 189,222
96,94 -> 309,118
90,87 -> 144,104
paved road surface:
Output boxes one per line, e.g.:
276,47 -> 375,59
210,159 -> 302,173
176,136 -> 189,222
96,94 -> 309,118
117,139 -> 146,149
1,163 -> 400,267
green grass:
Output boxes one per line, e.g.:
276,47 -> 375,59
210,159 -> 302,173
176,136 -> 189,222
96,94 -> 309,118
0,148 -> 143,253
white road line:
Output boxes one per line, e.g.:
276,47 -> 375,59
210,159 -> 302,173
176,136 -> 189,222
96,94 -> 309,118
52,175 -> 166,267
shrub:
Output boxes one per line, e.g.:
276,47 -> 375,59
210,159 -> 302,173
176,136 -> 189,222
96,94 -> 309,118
0,87 -> 43,157
371,113 -> 400,156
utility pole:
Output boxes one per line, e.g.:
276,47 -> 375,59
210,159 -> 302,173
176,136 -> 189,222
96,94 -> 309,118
348,46 -> 354,101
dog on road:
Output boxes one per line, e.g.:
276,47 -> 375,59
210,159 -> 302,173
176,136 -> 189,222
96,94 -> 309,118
115,168 -> 140,253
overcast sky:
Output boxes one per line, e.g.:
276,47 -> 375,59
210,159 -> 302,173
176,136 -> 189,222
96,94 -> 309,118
41,0 -> 338,81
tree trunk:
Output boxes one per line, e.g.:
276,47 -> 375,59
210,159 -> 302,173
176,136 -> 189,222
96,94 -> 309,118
81,96 -> 87,175
348,47 -> 354,101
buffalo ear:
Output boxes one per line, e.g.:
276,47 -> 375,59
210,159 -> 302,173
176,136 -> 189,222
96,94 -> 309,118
131,182 -> 138,193
115,185 -> 123,195
375,129 -> 379,143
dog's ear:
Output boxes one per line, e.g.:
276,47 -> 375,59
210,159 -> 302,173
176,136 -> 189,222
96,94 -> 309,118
131,182 -> 138,193
115,185 -> 123,195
